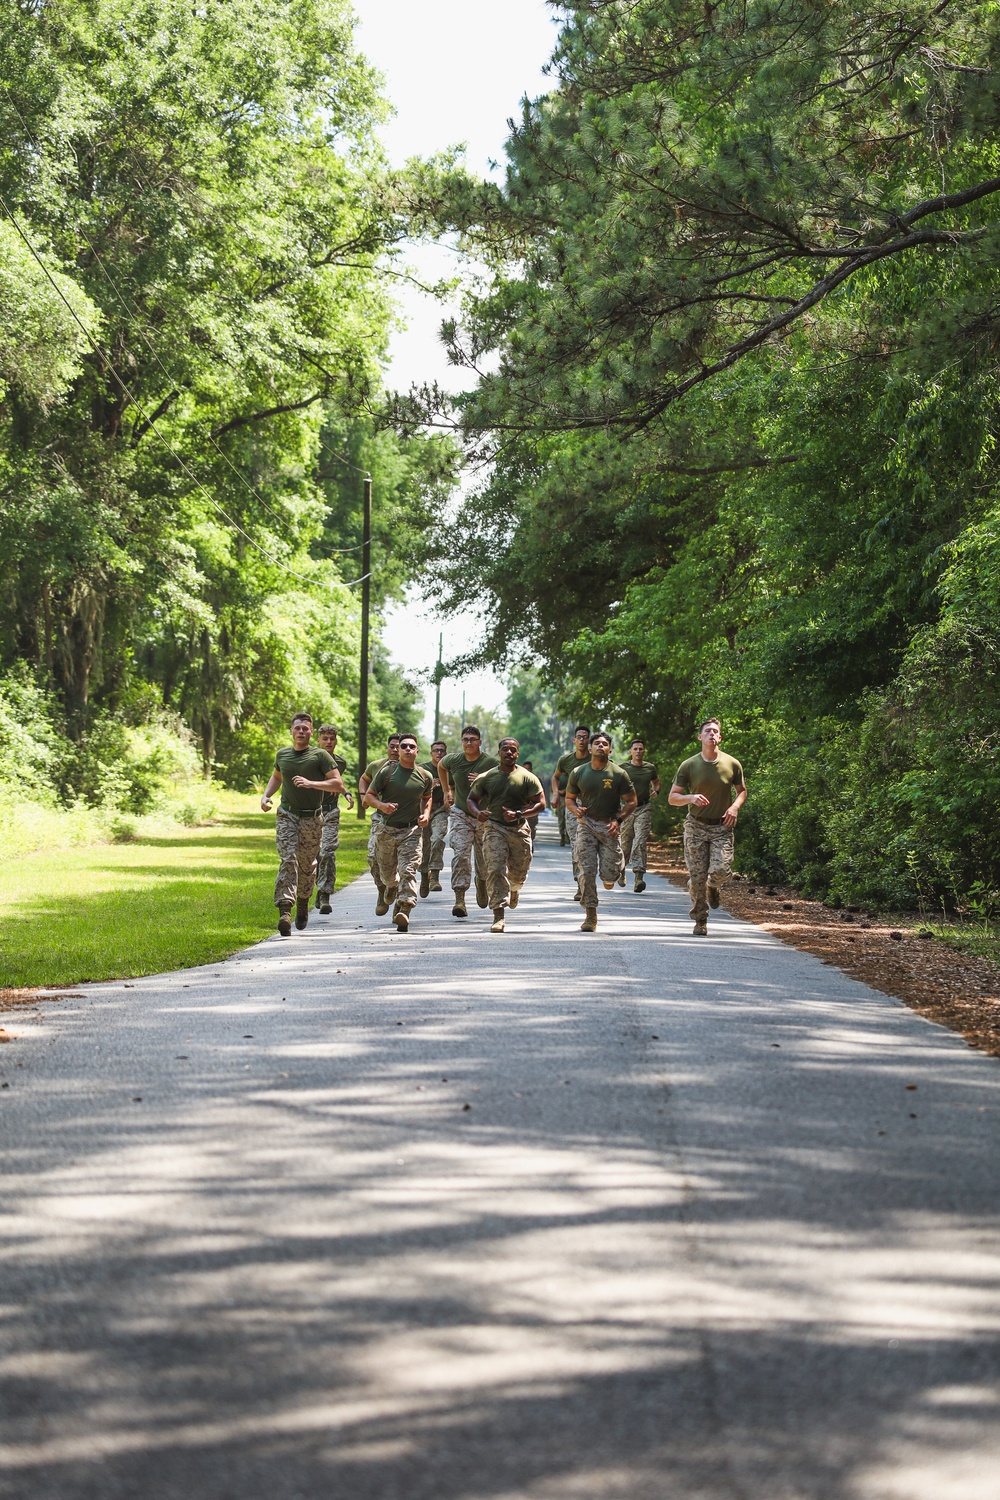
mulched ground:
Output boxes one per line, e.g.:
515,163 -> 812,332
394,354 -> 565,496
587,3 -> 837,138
647,837 -> 1000,1059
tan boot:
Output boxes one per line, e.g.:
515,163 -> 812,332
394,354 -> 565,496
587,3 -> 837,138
490,909 -> 505,933
509,887 -> 519,908
452,892 -> 468,918
393,903 -> 410,932
580,907 -> 598,932
419,871 -> 430,899
430,871 -> 443,891
693,919 -> 708,936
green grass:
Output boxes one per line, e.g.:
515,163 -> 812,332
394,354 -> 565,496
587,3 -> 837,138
0,795 -> 372,989
926,922 -> 1000,968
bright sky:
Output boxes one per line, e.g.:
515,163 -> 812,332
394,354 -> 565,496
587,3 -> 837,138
353,0 -> 559,736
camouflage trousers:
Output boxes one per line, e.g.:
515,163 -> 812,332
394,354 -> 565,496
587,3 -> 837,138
621,802 -> 653,874
274,807 -> 323,909
683,816 -> 735,921
316,805 -> 341,896
373,823 -> 422,910
448,806 -> 486,893
367,810 -> 384,879
555,799 -> 569,844
483,820 -> 533,911
420,805 -> 449,874
575,817 -> 625,908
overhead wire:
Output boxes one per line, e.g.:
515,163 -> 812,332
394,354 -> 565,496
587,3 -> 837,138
0,83 -> 373,582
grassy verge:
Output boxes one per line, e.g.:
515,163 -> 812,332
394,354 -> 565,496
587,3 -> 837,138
0,794 -> 372,989
926,922 -> 1000,967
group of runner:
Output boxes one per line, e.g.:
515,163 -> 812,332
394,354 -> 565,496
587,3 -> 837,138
261,714 -> 746,937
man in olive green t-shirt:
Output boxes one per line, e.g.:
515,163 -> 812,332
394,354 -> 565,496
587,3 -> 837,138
620,738 -> 660,893
551,725 -> 591,872
467,738 -> 545,931
669,716 -> 747,935
359,734 -> 401,903
418,740 -> 449,898
260,712 -> 346,936
565,732 -> 637,931
364,734 -> 433,931
314,724 -> 354,914
438,726 -> 499,918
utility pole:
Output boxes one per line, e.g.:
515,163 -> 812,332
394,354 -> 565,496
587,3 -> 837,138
433,633 -> 443,743
460,688 -> 466,730
357,471 -> 372,818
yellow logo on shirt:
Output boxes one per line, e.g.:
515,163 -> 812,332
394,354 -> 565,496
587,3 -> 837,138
603,778 -> 612,788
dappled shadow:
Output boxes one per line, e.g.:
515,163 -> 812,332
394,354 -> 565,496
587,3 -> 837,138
2,843 -> 1000,1497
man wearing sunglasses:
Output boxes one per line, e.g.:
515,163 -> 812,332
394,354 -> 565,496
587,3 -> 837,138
364,735 -> 433,931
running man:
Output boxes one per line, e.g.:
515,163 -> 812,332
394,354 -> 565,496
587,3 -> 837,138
565,732 -> 637,932
668,717 -> 746,936
521,760 -> 545,845
467,739 -> 545,932
551,725 -> 591,879
363,734 -> 433,932
260,712 -> 346,936
418,739 -> 449,898
315,724 -> 354,913
359,734 -> 401,905
438,726 -> 499,918
619,738 -> 660,893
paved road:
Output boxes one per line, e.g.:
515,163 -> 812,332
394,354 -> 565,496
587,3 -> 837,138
2,818 -> 999,1499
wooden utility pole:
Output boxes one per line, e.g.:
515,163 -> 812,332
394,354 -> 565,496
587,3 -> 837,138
433,632 -> 443,743
357,471 -> 372,818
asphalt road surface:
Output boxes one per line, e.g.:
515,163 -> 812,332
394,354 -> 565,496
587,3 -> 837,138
2,816 -> 999,1499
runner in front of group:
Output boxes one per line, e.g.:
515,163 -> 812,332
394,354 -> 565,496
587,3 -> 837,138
551,725 -> 591,878
363,734 -> 433,932
669,716 -> 746,936
438,726 -> 499,918
418,739 -> 448,898
314,724 -> 354,914
619,738 -> 659,893
467,738 -> 545,932
260,712 -> 347,936
565,732 -> 637,932
359,733 -> 401,905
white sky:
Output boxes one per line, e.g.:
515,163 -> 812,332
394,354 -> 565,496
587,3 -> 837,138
353,0 -> 559,735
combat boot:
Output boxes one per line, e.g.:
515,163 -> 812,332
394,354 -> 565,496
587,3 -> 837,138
707,882 -> 721,908
475,874 -> 488,909
634,874 -> 646,893
295,898 -> 309,930
393,903 -> 409,932
693,919 -> 708,936
452,892 -> 468,918
419,871 -> 430,898
318,893 -> 332,914
490,909 -> 505,933
430,870 -> 443,891
617,870 -> 626,887
509,888 -> 519,908
580,907 -> 598,932
277,905 -> 292,937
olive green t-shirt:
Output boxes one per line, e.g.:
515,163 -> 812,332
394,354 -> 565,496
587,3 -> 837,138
625,761 -> 659,807
274,746 -> 336,814
321,751 -> 347,810
566,760 -> 635,822
420,759 -> 445,810
673,752 -> 745,822
440,749 -> 500,813
468,765 -> 544,824
555,749 -> 590,792
370,761 -> 434,828
361,756 -> 391,786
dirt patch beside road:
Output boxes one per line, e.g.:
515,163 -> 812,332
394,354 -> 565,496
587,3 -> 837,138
647,837 -> 1000,1059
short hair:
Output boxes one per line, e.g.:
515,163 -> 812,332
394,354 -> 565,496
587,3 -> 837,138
462,724 -> 481,738
318,724 -> 338,737
590,730 -> 611,746
291,711 -> 313,726
431,740 -> 447,751
398,733 -> 418,747
575,724 -> 590,735
630,737 -> 645,747
387,733 -> 402,745
498,737 -> 519,749
699,717 -> 721,732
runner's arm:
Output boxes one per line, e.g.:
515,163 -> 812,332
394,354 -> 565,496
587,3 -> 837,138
722,781 -> 747,827
564,789 -> 585,820
466,787 -> 488,822
292,769 -> 347,793
261,767 -> 281,810
417,790 -> 433,829
650,775 -> 661,797
438,763 -> 455,807
669,782 -> 710,807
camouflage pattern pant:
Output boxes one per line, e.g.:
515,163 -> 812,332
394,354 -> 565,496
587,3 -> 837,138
373,823 -> 422,910
621,802 -> 653,873
367,810 -> 384,878
569,808 -> 585,882
317,805 -> 341,895
575,817 -> 624,908
482,820 -> 533,910
448,806 -> 486,893
683,816 -> 735,921
555,799 -> 568,844
274,807 -> 323,908
420,805 -> 449,874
